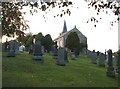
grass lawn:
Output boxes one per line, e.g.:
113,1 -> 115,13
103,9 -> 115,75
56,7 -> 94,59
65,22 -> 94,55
2,52 -> 119,87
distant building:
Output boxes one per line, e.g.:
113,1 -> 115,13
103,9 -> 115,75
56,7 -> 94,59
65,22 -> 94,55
54,20 -> 87,53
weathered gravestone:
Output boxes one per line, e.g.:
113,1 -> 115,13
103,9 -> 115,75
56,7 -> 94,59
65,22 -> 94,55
15,42 -> 20,55
91,50 -> 97,64
98,52 -> 106,67
117,52 -> 120,74
56,47 -> 66,66
29,44 -> 33,54
106,49 -> 115,77
33,41 -> 43,63
7,40 -> 16,57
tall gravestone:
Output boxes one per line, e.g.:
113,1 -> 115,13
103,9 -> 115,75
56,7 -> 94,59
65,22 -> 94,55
117,51 -> 120,74
7,40 -> 16,57
33,41 -> 43,63
91,50 -> 97,64
56,47 -> 66,66
98,52 -> 105,67
106,49 -> 115,77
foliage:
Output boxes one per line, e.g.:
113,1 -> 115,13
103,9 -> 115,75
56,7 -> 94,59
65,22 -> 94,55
1,2 -> 29,37
86,0 -> 120,27
43,34 -> 54,52
66,32 -> 80,52
26,35 -> 34,47
35,32 -> 44,45
1,1 -> 73,37
79,43 -> 87,52
2,52 -> 118,87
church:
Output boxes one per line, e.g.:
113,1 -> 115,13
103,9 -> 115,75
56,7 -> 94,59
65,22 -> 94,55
54,20 -> 87,52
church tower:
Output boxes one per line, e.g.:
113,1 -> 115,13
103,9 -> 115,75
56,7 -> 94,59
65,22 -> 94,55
62,20 -> 67,33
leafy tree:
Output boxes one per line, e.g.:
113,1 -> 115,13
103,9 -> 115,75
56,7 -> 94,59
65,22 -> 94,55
35,32 -> 44,45
1,1 -> 73,37
79,43 -> 87,52
26,35 -> 34,47
85,0 -> 120,27
65,32 -> 80,53
1,2 -> 29,37
43,34 -> 54,52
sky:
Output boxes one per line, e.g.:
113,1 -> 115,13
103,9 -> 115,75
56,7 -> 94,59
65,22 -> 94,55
2,0 -> 119,53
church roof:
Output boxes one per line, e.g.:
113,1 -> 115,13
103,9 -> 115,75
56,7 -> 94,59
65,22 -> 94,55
54,26 -> 87,41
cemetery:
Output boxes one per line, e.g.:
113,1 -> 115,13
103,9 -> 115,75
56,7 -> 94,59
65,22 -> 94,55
2,46 -> 120,87
1,20 -> 120,87
1,1 -> 120,88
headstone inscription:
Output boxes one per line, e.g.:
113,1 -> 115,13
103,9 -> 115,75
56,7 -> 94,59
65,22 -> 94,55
106,49 -> 115,77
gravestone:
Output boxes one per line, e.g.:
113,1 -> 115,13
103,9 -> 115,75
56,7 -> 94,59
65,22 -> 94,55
106,49 -> 115,77
41,46 -> 44,54
91,50 -> 97,64
98,53 -> 106,67
117,52 -> 120,74
64,49 -> 68,62
33,41 -> 43,63
56,47 -> 66,66
7,40 -> 16,57
53,43 -> 58,59
15,42 -> 20,55
29,44 -> 33,54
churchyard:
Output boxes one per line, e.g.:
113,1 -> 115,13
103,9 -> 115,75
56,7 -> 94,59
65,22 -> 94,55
2,49 -> 119,87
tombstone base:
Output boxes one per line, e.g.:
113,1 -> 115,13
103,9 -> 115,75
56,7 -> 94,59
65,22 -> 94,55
91,62 -> 97,64
106,67 -> 115,77
53,55 -> 58,59
7,52 -> 15,57
99,64 -> 105,67
56,63 -> 66,66
33,56 -> 43,61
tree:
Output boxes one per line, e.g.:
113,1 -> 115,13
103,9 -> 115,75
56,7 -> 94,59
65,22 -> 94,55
1,1 -> 73,37
1,2 -> 29,37
43,34 -> 54,52
85,0 -> 120,27
65,32 -> 80,55
35,32 -> 44,45
79,43 -> 87,52
26,35 -> 34,47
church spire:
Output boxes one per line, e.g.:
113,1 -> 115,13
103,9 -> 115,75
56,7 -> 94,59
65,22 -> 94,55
62,20 -> 67,33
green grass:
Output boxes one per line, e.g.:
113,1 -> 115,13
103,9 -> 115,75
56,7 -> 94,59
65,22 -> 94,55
2,52 -> 119,87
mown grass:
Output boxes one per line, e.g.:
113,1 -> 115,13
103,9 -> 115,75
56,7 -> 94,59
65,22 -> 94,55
2,52 -> 119,87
